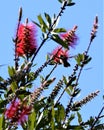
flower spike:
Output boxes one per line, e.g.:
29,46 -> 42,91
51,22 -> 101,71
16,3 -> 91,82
60,25 -> 78,48
16,21 -> 37,59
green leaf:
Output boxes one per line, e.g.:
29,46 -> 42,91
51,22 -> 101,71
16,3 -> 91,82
38,14 -> 48,33
72,88 -> 81,97
44,78 -> 56,89
67,2 -> 75,6
63,76 -> 67,85
44,13 -> 52,27
10,81 -> 18,92
46,54 -> 50,61
52,34 -> 69,49
40,75 -> 45,83
0,76 -> 4,81
33,98 -> 46,113
36,110 -> 51,129
83,55 -> 92,65
67,125 -> 84,130
58,0 -> 63,3
55,104 -> 65,123
67,113 -> 75,124
17,89 -> 31,96
75,54 -> 92,66
28,72 -> 37,81
67,0 -> 72,2
86,116 -> 95,126
75,53 -> 84,66
66,85 -> 74,96
94,124 -> 104,129
77,112 -> 82,124
51,106 -> 55,130
32,21 -> 41,28
0,100 -> 7,114
53,28 -> 66,33
8,66 -> 16,77
28,111 -> 36,130
0,114 -> 3,130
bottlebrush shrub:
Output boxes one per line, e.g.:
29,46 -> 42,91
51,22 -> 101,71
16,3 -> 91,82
0,1 -> 103,130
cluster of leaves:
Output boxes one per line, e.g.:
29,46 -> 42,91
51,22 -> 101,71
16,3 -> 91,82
0,0 -> 103,130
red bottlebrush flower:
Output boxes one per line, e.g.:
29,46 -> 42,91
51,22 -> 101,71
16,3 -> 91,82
16,22 -> 37,57
5,98 -> 20,119
5,98 -> 32,124
60,26 -> 78,48
18,106 -> 31,124
50,46 -> 70,67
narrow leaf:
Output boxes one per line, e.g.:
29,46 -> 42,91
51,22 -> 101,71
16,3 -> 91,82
77,112 -> 82,124
32,21 -> 41,28
0,114 -> 3,130
0,76 -> 4,81
68,0 -> 72,3
55,104 -> 65,123
66,85 -> 74,96
10,81 -> 18,92
67,2 -> 75,6
53,28 -> 66,33
29,111 -> 36,130
63,76 -> 67,85
68,113 -> 75,124
52,34 -> 69,49
44,13 -> 51,27
8,66 -> 16,77
58,0 -> 63,3
38,14 -> 48,32
72,88 -> 81,97
51,105 -> 55,130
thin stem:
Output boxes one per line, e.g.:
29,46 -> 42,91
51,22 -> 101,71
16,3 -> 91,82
75,40 -> 92,86
76,16 -> 98,87
50,0 -> 67,30
14,8 -> 22,70
14,21 -> 20,70
85,41 -> 92,55
75,65 -> 83,85
31,0 -> 67,63
98,115 -> 104,119
31,37 -> 48,62
44,64 -> 57,81
90,106 -> 104,130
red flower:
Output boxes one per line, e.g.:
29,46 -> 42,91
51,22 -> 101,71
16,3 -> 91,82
5,98 -> 31,124
50,46 -> 70,67
5,98 -> 20,119
18,106 -> 31,124
60,25 -> 78,48
16,23 -> 37,57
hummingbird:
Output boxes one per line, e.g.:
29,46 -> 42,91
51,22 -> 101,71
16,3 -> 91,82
59,55 -> 70,67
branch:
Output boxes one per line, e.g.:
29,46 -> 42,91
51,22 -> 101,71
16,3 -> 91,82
89,106 -> 104,130
31,0 -> 68,63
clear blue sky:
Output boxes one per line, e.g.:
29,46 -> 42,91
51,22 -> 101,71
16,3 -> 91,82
0,0 -> 103,128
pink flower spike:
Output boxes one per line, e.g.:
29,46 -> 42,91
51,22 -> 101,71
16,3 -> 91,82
18,106 -> 31,124
16,22 -> 37,58
5,98 -> 32,125
90,16 -> 98,42
60,25 -> 78,48
5,98 -> 20,119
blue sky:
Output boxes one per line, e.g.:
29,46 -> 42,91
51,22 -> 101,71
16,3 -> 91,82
0,0 -> 103,128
